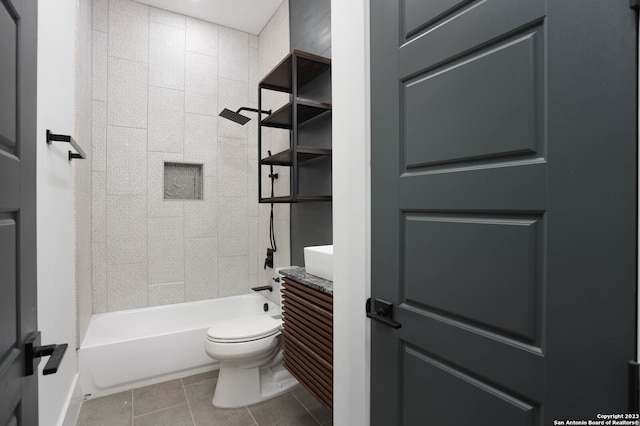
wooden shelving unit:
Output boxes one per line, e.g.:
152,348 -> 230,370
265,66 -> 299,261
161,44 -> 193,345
281,277 -> 333,413
258,50 -> 332,203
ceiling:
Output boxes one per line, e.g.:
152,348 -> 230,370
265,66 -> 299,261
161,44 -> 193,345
134,0 -> 284,35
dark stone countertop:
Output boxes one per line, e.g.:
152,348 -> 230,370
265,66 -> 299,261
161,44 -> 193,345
279,266 -> 333,296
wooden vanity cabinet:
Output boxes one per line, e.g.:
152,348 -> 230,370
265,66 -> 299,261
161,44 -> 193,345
281,277 -> 333,413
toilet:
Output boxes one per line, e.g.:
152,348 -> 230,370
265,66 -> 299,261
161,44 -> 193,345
205,313 -> 298,408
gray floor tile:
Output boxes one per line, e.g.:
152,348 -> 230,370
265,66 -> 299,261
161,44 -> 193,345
133,379 -> 187,416
184,379 -> 255,426
77,390 -> 133,426
133,403 -> 194,426
182,369 -> 219,386
248,393 -> 319,426
292,386 -> 332,424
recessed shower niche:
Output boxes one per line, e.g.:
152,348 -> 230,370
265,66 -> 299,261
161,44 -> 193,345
163,162 -> 204,200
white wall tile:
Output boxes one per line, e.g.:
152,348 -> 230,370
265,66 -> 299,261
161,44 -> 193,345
217,78 -> 248,139
106,126 -> 147,195
185,52 -> 218,116
248,47 -> 258,106
184,176 -> 216,239
248,273 -> 257,290
248,216 -> 258,275
247,158 -> 258,217
106,195 -> 147,264
92,171 -> 106,242
257,2 -> 290,79
147,152 -> 184,218
92,242 -> 107,313
149,282 -> 185,306
218,256 -> 249,297
185,238 -> 218,301
149,22 -> 185,90
148,87 -> 184,153
218,137 -> 247,197
150,7 -> 185,29
218,197 -> 248,256
108,0 -> 149,62
186,17 -> 219,57
247,116 -> 258,161
148,217 -> 184,284
93,0 -> 108,32
92,31 -> 107,101
92,101 -> 107,171
184,113 -> 217,177
108,262 -> 148,311
219,26 -> 248,82
107,57 -> 148,128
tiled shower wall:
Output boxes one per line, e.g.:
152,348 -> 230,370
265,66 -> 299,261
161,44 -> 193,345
257,1 -> 291,303
91,0 -> 289,313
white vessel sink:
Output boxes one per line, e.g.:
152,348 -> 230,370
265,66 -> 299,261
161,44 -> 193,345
304,245 -> 333,281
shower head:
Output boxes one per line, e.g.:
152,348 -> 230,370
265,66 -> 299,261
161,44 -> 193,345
219,108 -> 251,125
219,107 -> 272,125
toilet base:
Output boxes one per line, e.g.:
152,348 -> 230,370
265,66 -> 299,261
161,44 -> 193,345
212,359 -> 298,408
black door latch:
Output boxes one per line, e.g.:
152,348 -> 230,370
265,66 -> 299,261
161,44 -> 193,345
25,331 -> 68,376
366,298 -> 402,329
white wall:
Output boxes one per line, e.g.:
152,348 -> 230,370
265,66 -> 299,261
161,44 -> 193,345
37,0 -> 80,424
331,0 -> 370,424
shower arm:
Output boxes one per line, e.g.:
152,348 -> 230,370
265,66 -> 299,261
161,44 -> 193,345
236,107 -> 272,116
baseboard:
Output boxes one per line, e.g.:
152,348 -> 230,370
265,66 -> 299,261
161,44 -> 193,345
59,373 -> 82,426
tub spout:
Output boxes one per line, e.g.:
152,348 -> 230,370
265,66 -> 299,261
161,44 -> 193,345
251,285 -> 273,292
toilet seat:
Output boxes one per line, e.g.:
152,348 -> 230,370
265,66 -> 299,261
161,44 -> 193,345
207,315 -> 281,343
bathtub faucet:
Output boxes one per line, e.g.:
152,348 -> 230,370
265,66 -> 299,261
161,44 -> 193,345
251,285 -> 273,292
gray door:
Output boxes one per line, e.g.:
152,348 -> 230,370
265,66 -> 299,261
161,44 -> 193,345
370,0 -> 637,424
0,0 -> 38,425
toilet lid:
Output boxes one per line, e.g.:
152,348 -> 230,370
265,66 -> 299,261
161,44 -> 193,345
207,315 -> 281,343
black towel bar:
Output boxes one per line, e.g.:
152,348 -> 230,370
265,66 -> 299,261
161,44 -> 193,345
46,129 -> 86,160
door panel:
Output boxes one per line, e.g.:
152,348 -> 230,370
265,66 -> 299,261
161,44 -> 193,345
400,307 -> 544,402
399,0 -> 545,77
371,0 -> 636,423
404,214 -> 540,341
402,0 -> 469,39
0,220 -> 17,357
403,348 -> 537,425
0,0 -> 38,425
0,3 -> 17,151
404,29 -> 541,168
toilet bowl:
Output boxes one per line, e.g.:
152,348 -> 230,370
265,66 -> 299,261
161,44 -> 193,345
205,314 -> 298,408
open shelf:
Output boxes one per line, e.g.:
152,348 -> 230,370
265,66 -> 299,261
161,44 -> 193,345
261,98 -> 332,130
258,50 -> 332,204
260,195 -> 333,204
261,146 -> 332,166
260,49 -> 331,93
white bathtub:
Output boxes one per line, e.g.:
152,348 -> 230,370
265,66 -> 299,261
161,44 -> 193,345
79,293 -> 280,398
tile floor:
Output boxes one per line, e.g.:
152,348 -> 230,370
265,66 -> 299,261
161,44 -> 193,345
76,370 -> 333,426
